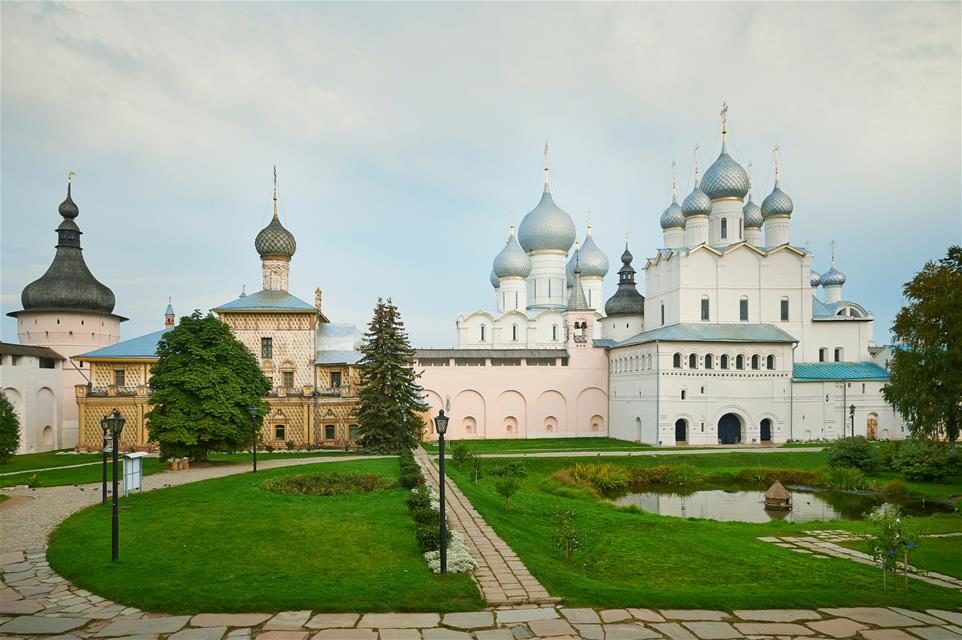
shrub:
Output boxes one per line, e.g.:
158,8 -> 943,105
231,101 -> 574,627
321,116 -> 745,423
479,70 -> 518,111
0,390 -> 20,462
553,509 -> 585,562
399,469 -> 423,489
450,441 -> 471,469
818,466 -> 871,491
424,530 -> 478,573
632,464 -> 700,487
415,523 -> 451,553
734,467 -> 817,486
488,462 -> 527,478
495,476 -> 522,512
826,437 -> 880,471
406,484 -> 433,510
285,440 -> 297,451
260,472 -> 393,496
876,440 -> 902,469
894,439 -> 956,481
411,506 -> 438,527
568,463 -> 630,493
469,454 -> 483,483
880,479 -> 907,496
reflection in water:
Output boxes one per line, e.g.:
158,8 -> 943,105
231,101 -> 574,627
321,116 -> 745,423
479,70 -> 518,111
613,487 -> 954,523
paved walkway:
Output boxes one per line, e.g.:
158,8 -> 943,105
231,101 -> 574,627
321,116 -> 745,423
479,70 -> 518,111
414,447 -> 556,606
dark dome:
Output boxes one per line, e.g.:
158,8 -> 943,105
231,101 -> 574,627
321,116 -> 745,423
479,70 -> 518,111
604,244 -> 645,316
255,213 -> 297,258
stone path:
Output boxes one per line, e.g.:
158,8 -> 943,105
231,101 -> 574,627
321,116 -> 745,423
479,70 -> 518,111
414,447 -> 556,606
756,531 -> 962,590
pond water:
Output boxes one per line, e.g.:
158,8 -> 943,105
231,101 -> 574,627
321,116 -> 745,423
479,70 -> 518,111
612,486 -> 956,523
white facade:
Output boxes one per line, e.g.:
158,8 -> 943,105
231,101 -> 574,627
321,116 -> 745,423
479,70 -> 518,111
0,344 -> 65,452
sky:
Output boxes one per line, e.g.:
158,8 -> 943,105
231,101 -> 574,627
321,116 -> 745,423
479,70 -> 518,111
2,2 -> 960,348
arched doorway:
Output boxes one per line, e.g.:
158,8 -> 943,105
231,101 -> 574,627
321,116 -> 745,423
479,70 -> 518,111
718,413 -> 741,445
866,413 -> 878,440
674,419 -> 687,443
760,418 -> 772,442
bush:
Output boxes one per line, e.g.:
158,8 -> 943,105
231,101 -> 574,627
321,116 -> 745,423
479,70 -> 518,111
260,472 -> 394,496
495,476 -> 522,512
450,441 -> 471,469
734,467 -> 817,486
399,469 -> 423,489
894,439 -> 957,481
488,462 -> 527,478
876,440 -> 902,469
818,466 -> 871,491
411,506 -> 438,527
568,463 -> 630,493
0,390 -> 20,462
880,479 -> 907,496
826,437 -> 880,472
553,508 -> 585,562
415,523 -> 451,553
632,464 -> 700,487
406,484 -> 433,510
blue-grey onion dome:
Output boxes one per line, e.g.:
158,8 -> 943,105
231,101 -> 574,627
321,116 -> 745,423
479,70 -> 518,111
742,197 -> 763,229
820,267 -> 846,286
682,184 -> 712,217
59,183 -> 79,219
255,213 -> 297,258
701,143 -> 750,200
810,270 -> 821,287
576,231 -> 609,278
492,227 -> 531,278
490,269 -> 500,289
517,185 -> 576,253
761,180 -> 794,218
660,195 -> 685,229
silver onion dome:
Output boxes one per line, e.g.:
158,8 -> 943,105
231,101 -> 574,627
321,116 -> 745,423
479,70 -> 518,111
490,269 -> 500,289
517,184 -> 576,253
701,143 -> 750,200
575,229 -> 608,278
255,212 -> 297,258
761,179 -> 794,218
492,226 -> 531,278
660,195 -> 685,229
682,183 -> 711,217
810,270 -> 821,287
820,267 -> 846,286
742,197 -> 763,229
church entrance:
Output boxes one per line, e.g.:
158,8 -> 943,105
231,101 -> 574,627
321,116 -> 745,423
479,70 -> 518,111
718,413 -> 741,445
866,414 -> 878,440
674,419 -> 687,443
760,418 -> 772,442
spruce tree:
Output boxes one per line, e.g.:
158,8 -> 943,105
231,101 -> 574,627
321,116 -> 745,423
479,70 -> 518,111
0,390 -> 20,462
355,298 -> 427,453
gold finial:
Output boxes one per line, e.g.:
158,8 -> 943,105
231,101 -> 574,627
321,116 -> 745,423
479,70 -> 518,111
586,210 -> 592,235
67,170 -> 76,183
272,165 -> 278,218
720,101 -> 729,142
543,141 -> 550,185
671,160 -> 678,198
508,223 -> 515,239
625,230 -> 630,241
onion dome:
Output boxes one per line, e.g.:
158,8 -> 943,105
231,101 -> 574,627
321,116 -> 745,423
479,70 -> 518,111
574,226 -> 608,278
743,196 -> 763,229
604,244 -> 645,317
255,211 -> 296,258
490,269 -> 500,289
761,178 -> 794,218
492,225 -> 531,278
517,183 -> 576,253
701,142 -> 750,200
682,182 -> 711,218
820,267 -> 846,286
810,270 -> 821,287
660,194 -> 685,229
18,181 -> 118,316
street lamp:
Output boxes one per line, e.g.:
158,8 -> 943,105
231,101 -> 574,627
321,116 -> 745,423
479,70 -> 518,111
101,409 -> 125,561
247,405 -> 259,473
433,409 -> 450,574
99,415 -> 112,504
849,404 -> 856,438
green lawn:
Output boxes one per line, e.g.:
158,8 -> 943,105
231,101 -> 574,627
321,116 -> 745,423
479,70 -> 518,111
0,450 -> 103,474
445,453 -> 962,609
48,458 -> 481,613
838,535 -> 962,580
423,437 -> 654,455
1,458 -> 168,488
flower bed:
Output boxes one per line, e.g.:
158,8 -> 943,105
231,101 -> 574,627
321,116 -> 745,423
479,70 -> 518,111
260,471 -> 393,496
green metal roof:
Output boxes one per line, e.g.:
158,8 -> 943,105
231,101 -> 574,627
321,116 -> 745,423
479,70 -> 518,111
613,323 -> 797,348
212,289 -> 316,313
793,362 -> 890,381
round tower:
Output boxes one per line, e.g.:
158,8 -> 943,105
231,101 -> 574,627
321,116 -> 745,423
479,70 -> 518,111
660,162 -> 685,249
762,147 -> 794,247
603,243 -> 645,342
683,148 -> 711,247
821,243 -> 847,303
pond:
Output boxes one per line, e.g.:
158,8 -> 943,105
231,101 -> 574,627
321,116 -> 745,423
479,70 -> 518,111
612,485 -> 956,523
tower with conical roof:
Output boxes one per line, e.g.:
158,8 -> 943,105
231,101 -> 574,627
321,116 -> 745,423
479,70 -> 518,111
8,175 -> 126,448
565,223 -> 608,311
602,242 -> 646,341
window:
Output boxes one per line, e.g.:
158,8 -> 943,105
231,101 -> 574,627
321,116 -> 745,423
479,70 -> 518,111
862,383 -> 866,394
688,354 -> 698,369
720,354 -> 729,370
766,355 -> 775,370
780,297 -> 790,321
552,325 -> 558,341
282,371 -> 294,388
274,424 -> 286,441
512,324 -> 518,341
739,297 -> 749,322
114,369 -> 125,387
661,303 -> 665,326
349,425 -> 359,440
705,354 -> 714,370
751,355 -> 760,370
331,371 -> 342,388
721,218 -> 728,239
261,337 -> 273,359
681,389 -> 687,400
739,219 -> 743,239
10,356 -> 19,366
480,325 -> 486,342
701,296 -> 710,321
736,355 -> 745,370
325,425 -> 335,440
39,357 -> 56,369
673,353 -> 682,369
819,348 -> 827,362
834,348 -> 843,362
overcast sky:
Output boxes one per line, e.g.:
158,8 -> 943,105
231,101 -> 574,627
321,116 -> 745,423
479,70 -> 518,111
2,2 -> 960,348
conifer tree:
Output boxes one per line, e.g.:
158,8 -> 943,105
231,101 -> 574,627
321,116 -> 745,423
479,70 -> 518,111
146,311 -> 270,460
0,390 -> 20,462
355,298 -> 427,452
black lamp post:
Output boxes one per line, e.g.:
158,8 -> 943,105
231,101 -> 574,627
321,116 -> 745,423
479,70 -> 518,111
849,404 -> 856,438
248,405 -> 259,473
99,415 -> 111,504
102,409 -> 125,561
434,409 -> 450,574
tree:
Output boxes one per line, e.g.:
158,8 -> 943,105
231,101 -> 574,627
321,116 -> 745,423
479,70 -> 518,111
355,298 -> 427,453
145,311 -> 270,460
884,246 -> 962,442
495,476 -> 521,512
0,390 -> 20,462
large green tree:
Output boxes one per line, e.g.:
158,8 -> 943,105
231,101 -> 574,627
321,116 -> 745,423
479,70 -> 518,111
146,311 -> 270,460
883,246 -> 962,442
0,390 -> 20,462
355,298 -> 427,453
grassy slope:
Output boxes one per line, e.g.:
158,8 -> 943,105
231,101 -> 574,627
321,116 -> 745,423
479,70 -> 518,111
447,453 -> 962,610
47,458 -> 480,614
838,536 -> 962,580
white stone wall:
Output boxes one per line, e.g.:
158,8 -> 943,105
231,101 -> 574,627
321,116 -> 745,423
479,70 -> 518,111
526,252 -> 568,310
0,353 -> 64,453
792,380 -> 906,441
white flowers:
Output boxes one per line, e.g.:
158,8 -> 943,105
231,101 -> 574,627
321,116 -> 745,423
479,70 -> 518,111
424,530 -> 479,574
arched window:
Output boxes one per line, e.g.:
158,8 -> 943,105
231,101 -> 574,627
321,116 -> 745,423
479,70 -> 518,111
480,325 -> 486,342
751,354 -> 760,370
780,297 -> 789,322
512,324 -> 518,341
720,354 -> 729,370
673,353 -> 682,369
766,355 -> 775,370
705,354 -> 714,370
721,218 -> 728,240
552,325 -> 558,341
736,355 -> 745,370
688,353 -> 698,369
647,354 -> 653,369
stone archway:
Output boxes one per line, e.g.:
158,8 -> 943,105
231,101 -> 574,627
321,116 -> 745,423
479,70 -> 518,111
718,413 -> 741,445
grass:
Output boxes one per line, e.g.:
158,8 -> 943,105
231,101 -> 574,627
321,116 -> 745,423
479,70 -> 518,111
837,535 -> 962,580
47,458 -> 481,614
444,452 -> 962,609
0,458 -> 168,488
0,494 -> 7,503
423,437 -> 654,454
0,450 -> 104,474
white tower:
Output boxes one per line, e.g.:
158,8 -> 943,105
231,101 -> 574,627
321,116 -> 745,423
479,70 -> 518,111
683,147 -> 711,247
255,167 -> 297,292
821,242 -> 847,303
743,162 -> 764,246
